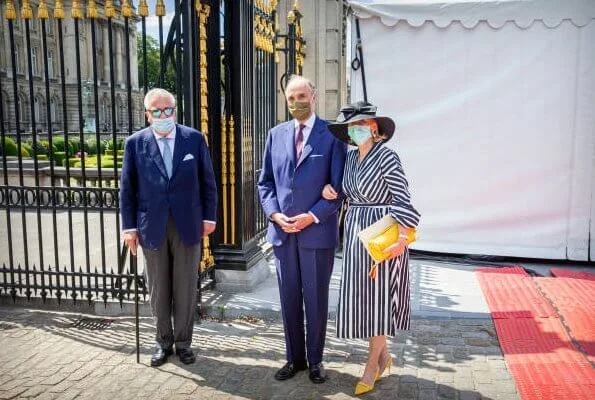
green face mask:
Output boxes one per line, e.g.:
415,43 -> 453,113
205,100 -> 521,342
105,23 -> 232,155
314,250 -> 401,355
347,125 -> 372,146
288,101 -> 312,121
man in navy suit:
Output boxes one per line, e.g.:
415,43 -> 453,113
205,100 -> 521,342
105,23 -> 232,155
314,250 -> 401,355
120,88 -> 217,366
258,76 -> 347,383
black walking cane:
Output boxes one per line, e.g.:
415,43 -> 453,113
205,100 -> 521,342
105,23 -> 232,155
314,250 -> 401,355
119,242 -> 141,363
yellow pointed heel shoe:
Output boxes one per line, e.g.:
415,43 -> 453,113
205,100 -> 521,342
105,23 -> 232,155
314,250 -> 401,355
375,357 -> 393,382
354,380 -> 375,396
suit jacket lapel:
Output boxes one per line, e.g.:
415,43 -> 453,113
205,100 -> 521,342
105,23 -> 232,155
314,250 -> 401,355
284,122 -> 296,167
144,129 -> 169,180
170,124 -> 186,179
296,117 -> 324,168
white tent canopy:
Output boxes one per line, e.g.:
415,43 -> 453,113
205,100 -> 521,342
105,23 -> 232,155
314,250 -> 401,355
347,0 -> 595,261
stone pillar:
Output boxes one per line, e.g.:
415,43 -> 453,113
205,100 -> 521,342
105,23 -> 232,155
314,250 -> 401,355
275,0 -> 345,121
103,23 -> 110,84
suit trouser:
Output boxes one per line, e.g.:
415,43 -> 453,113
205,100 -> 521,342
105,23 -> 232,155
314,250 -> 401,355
142,217 -> 201,349
274,234 -> 335,365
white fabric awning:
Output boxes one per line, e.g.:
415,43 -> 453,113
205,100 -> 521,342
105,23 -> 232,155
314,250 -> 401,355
348,0 -> 595,29
346,0 -> 595,261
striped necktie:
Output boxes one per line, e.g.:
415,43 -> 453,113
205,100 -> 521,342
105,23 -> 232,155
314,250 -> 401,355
295,124 -> 305,161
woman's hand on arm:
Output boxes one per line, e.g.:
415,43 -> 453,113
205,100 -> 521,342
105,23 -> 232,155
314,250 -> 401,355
322,184 -> 338,200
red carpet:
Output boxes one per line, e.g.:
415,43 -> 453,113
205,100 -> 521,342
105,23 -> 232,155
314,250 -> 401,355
550,268 -> 595,281
476,267 -> 595,400
536,276 -> 595,364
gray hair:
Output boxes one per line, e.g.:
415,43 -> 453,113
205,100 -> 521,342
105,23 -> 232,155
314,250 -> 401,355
285,75 -> 316,96
143,88 -> 176,109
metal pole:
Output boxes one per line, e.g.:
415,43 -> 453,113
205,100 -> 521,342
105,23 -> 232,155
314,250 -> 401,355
355,18 -> 368,103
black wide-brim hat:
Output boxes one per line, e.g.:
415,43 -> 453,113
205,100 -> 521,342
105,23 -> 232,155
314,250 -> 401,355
328,101 -> 395,144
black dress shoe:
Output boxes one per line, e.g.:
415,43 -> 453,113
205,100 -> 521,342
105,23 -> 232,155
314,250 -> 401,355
176,347 -> 196,364
309,362 -> 327,384
151,345 -> 173,367
274,360 -> 308,381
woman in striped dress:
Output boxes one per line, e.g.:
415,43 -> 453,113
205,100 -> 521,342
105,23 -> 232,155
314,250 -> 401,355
324,101 -> 421,395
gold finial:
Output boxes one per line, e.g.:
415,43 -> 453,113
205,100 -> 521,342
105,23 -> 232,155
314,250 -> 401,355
105,0 -> 116,18
54,0 -> 65,19
121,0 -> 134,18
87,0 -> 99,19
71,0 -> 83,19
4,1 -> 17,20
271,0 -> 278,9
287,10 -> 296,24
38,0 -> 50,19
203,4 -> 210,17
139,0 -> 149,17
21,0 -> 33,19
293,0 -> 300,10
195,0 -> 202,13
156,0 -> 166,17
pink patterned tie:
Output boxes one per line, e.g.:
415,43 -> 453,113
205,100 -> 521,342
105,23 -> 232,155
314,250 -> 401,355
295,124 -> 305,161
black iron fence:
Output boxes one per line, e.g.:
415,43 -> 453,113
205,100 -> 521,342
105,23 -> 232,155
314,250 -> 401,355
1,0 -> 305,303
0,0 -> 218,308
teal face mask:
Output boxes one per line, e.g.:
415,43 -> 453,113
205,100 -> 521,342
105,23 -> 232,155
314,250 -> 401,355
347,125 -> 372,146
151,117 -> 175,134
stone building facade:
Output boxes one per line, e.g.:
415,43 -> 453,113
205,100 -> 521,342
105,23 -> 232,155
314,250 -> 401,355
0,1 -> 144,136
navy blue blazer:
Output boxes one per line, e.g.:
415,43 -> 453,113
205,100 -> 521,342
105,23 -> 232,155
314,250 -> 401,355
120,124 -> 218,250
258,117 -> 347,249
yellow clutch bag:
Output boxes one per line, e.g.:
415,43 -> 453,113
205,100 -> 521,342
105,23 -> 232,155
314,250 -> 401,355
358,215 -> 416,279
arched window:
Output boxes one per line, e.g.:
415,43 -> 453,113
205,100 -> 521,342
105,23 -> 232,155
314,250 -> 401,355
50,96 -> 61,126
34,95 -> 45,129
18,94 -> 29,128
50,97 -> 56,124
14,44 -> 21,73
101,96 -> 111,131
1,91 -> 9,132
116,95 -> 124,131
31,47 -> 39,76
48,51 -> 54,79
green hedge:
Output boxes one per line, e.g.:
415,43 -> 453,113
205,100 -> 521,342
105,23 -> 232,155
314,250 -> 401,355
105,138 -> 124,153
52,151 -> 66,167
22,143 -> 34,156
52,137 -> 75,155
73,160 -> 122,169
36,154 -> 49,161
66,158 -> 80,168
83,138 -> 107,155
52,137 -> 66,152
68,138 -> 81,154
0,137 -> 17,156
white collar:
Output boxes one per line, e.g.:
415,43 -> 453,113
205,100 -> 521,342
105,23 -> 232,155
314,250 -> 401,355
152,126 -> 176,141
294,113 -> 316,130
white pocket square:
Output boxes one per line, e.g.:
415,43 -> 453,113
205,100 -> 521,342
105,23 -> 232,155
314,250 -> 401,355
183,154 -> 194,161
309,154 -> 323,158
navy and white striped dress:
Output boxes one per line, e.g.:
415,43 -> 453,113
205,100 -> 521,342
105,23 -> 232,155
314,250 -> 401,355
336,142 -> 421,339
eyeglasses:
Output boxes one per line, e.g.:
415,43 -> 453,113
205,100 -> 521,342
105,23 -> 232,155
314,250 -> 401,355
147,107 -> 175,118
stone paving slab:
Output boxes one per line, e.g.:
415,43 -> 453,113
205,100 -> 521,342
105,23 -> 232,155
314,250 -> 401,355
201,256 -> 492,321
0,307 -> 520,400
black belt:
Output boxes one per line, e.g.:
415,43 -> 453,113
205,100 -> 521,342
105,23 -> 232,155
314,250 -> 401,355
349,202 -> 390,207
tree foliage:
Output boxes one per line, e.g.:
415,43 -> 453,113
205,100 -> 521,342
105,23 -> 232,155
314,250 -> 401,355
137,34 -> 177,94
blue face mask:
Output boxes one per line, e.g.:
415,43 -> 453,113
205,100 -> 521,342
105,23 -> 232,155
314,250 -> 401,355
151,117 -> 175,134
347,125 -> 372,146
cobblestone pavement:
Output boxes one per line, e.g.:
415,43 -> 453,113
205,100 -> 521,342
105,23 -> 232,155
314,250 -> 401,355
0,307 -> 519,400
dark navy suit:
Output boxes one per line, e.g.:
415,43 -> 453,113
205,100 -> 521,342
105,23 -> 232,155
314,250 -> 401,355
120,124 -> 217,249
258,116 -> 346,366
120,124 -> 217,349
